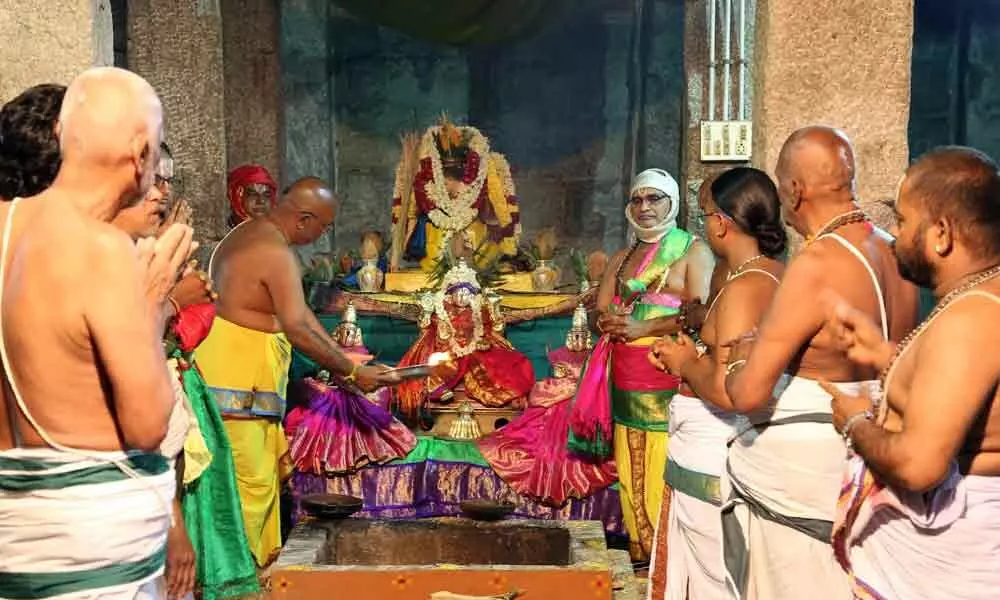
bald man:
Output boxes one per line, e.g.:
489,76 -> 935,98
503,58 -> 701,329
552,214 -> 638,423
194,177 -> 396,570
0,68 -> 194,599
717,127 -> 918,598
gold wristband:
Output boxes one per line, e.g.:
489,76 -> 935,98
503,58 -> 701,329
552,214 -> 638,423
344,363 -> 359,382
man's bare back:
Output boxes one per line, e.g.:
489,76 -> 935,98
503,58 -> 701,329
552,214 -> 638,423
0,68 -> 188,454
0,196 -> 173,451
211,218 -> 290,334
726,126 -> 918,411
784,225 -> 917,381
878,278 -> 1000,478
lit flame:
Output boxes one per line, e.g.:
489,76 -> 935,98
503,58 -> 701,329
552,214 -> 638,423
428,352 -> 452,366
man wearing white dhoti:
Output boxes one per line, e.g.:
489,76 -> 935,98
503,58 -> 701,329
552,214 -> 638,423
823,146 -> 1000,600
719,127 -> 919,599
0,68 -> 193,600
648,166 -> 786,600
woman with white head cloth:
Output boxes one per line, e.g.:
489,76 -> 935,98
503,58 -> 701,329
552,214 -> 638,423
568,167 -> 715,563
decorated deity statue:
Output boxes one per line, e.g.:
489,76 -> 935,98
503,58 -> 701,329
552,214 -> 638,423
390,116 -> 521,272
333,301 -> 364,348
396,258 -> 535,418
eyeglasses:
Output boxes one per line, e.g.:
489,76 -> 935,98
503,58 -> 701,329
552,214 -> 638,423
696,210 -> 731,228
629,194 -> 669,207
154,175 -> 174,190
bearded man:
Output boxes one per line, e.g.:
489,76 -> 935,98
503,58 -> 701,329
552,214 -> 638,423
823,146 -> 1000,599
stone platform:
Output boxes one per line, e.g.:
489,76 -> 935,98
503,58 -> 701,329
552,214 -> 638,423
272,518 -> 638,600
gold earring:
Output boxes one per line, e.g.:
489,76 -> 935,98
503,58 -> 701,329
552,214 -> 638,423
935,245 -> 944,255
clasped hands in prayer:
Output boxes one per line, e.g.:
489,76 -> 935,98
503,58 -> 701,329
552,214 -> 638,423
138,199 -> 216,322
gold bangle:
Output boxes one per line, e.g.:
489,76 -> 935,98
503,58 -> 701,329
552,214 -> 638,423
167,295 -> 181,317
344,363 -> 359,382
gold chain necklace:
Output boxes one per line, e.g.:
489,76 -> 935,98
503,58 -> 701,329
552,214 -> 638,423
879,263 -> 1000,388
728,254 -> 764,280
806,209 -> 868,245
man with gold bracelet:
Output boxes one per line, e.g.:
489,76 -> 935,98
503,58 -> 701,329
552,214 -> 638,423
195,177 -> 400,571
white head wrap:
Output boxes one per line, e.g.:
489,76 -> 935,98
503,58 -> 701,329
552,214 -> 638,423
626,168 -> 680,243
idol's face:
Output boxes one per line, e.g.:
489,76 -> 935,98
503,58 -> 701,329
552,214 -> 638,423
629,186 -> 671,228
892,181 -> 935,288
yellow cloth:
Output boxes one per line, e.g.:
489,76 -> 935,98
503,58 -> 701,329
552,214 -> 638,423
193,316 -> 291,419
223,419 -> 292,569
409,154 -> 520,272
615,423 -> 669,561
194,316 -> 293,568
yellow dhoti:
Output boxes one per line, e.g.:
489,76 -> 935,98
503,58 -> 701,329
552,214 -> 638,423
615,424 -> 669,561
611,337 -> 677,561
194,317 -> 293,568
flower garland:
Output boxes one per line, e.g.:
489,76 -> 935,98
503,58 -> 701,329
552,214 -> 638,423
417,125 -> 490,233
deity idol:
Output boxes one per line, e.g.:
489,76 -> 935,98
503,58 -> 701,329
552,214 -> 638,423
396,258 -> 535,417
390,116 -> 521,272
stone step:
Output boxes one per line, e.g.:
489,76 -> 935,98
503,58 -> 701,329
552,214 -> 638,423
608,548 -> 642,600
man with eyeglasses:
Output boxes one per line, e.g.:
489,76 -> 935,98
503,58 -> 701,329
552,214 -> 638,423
569,168 -> 715,565
194,176 -> 399,572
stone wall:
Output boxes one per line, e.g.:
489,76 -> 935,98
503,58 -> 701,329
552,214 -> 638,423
751,0 -> 913,233
222,0 -> 282,181
0,0 -> 113,103
280,0 -> 685,256
681,0 -> 756,236
910,1 -> 1000,163
128,0 -> 229,244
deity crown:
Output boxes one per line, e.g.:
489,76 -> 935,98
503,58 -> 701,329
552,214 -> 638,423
434,113 -> 471,166
440,258 -> 481,294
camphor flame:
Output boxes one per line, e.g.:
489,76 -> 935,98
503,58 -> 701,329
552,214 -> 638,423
427,352 -> 458,379
428,352 -> 452,366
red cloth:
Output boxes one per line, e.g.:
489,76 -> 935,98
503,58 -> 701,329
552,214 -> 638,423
611,343 -> 680,391
227,164 -> 277,223
172,303 -> 216,352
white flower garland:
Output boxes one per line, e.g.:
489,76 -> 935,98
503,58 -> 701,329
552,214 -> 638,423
418,125 -> 490,233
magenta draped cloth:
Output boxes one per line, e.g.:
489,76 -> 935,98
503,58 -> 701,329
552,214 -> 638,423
478,347 -> 618,507
285,378 -> 417,475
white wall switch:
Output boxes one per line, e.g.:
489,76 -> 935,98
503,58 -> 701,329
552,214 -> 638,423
700,120 -> 752,162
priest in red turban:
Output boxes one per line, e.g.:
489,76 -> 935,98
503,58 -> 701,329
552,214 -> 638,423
228,164 -> 277,227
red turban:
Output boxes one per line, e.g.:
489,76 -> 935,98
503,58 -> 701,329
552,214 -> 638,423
227,164 -> 277,223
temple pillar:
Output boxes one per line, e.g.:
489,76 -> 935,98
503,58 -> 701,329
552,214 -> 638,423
0,0 -> 113,103
221,0 -> 282,182
127,0 -> 229,245
751,0 -> 914,234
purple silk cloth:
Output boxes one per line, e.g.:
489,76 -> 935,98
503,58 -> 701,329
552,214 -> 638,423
285,378 -> 417,475
290,461 -> 625,538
